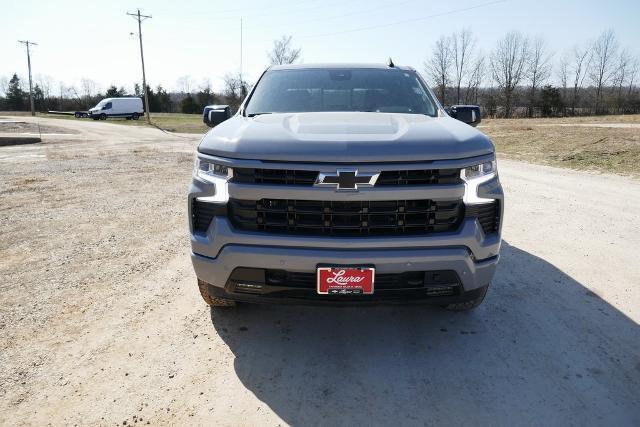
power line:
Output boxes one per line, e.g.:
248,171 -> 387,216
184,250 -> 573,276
255,0 -> 420,32
127,9 -> 152,124
164,0 -> 331,20
296,0 -> 507,39
18,40 -> 37,116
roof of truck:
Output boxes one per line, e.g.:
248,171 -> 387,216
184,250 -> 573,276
268,63 -> 416,71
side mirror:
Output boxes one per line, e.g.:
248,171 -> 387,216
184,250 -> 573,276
203,105 -> 231,128
446,105 -> 481,127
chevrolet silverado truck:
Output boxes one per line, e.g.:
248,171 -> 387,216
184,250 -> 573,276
189,63 -> 503,310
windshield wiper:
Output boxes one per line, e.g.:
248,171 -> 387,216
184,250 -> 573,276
247,112 -> 273,117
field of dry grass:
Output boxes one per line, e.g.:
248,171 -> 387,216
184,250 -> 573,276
482,116 -> 640,177
2,111 -> 638,177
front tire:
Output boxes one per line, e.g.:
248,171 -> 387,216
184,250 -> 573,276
443,285 -> 488,311
198,279 -> 236,307
99,113 -> 107,120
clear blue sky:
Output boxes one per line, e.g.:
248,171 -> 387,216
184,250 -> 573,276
1,0 -> 639,94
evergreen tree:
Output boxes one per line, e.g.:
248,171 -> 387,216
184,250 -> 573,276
180,94 -> 199,114
33,84 -> 45,111
105,85 -> 126,97
6,74 -> 25,111
540,85 -> 563,117
155,85 -> 171,112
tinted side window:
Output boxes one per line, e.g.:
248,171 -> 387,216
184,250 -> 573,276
104,102 -> 112,109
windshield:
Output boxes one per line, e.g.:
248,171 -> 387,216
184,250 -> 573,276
93,100 -> 107,109
245,68 -> 438,116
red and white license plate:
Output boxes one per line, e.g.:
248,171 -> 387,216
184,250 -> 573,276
317,267 -> 375,295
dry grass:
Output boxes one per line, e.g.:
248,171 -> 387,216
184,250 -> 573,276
113,112 -> 208,134
0,111 -> 207,134
481,116 -> 640,177
3,111 -> 639,176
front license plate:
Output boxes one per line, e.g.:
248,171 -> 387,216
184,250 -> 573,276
317,267 -> 375,295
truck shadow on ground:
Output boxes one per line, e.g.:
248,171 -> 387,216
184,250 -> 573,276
209,241 -> 639,426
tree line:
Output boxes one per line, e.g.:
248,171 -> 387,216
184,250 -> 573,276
0,74 -> 243,115
425,29 -> 639,117
0,35 -> 299,115
2,31 -> 637,117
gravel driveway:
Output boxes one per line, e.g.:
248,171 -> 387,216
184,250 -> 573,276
1,117 -> 638,426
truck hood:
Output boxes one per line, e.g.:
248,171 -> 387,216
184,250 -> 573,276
198,112 -> 494,162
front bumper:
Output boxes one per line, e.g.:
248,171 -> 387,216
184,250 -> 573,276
192,245 -> 497,304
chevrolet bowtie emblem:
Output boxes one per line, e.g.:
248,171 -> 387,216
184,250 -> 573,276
315,168 -> 379,191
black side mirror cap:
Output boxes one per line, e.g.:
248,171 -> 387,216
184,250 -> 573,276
203,105 -> 231,128
447,105 -> 481,127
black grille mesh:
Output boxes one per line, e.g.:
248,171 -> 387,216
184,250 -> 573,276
192,200 -> 225,232
263,269 -> 460,292
232,167 -> 461,186
465,201 -> 500,235
233,168 -> 318,185
229,198 -> 464,236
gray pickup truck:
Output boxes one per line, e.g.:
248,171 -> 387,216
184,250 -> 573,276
189,63 -> 503,310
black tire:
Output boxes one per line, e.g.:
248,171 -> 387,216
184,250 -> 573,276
99,113 -> 107,120
198,279 -> 236,307
443,285 -> 489,311
132,112 -> 139,120
74,112 -> 81,118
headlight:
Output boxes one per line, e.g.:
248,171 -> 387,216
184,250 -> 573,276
194,156 -> 233,182
193,156 -> 232,203
461,160 -> 495,181
461,160 -> 497,204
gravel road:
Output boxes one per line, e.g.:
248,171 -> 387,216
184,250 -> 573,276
1,117 -> 639,426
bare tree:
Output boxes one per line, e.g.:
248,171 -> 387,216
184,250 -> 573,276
0,75 -> 8,97
36,74 -> 54,103
557,55 -> 569,116
451,28 -> 476,104
567,44 -> 592,115
425,35 -> 453,105
558,55 -> 569,91
627,59 -> 638,98
589,30 -> 618,113
176,75 -> 193,94
526,37 -> 553,117
490,31 -> 530,118
465,56 -> 485,104
267,35 -> 302,66
198,78 -> 212,93
80,78 -> 98,101
613,50 -> 632,105
222,72 -> 250,111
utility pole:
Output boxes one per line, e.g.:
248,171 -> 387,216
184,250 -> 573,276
127,9 -> 152,123
239,18 -> 243,83
18,40 -> 37,116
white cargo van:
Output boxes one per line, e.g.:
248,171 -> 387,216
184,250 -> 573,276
88,97 -> 144,120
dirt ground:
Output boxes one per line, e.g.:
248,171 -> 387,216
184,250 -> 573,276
0,119 -> 78,135
0,117 -> 639,426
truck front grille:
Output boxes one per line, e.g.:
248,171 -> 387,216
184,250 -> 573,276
232,168 -> 461,186
233,168 -> 318,185
228,198 -> 464,236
